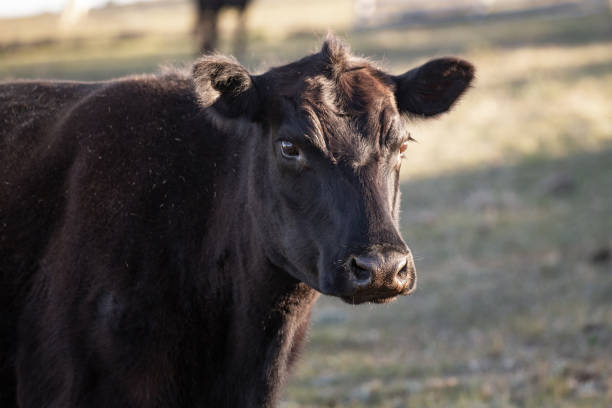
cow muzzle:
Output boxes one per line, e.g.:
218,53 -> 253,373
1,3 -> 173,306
341,249 -> 416,304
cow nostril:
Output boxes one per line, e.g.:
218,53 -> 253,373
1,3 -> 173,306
392,257 -> 412,289
396,259 -> 408,281
350,257 -> 372,286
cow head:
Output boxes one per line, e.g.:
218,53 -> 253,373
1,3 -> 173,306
193,36 -> 474,304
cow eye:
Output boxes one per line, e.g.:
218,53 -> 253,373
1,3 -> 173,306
279,140 -> 300,159
399,135 -> 415,156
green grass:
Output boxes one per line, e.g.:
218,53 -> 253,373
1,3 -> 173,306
1,1 -> 611,406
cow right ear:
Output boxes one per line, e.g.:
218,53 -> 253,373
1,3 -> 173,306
393,57 -> 474,117
192,55 -> 261,121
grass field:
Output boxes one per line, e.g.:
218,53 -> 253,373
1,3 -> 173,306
1,1 -> 611,406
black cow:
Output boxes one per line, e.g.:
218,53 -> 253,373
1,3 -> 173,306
194,0 -> 252,55
0,36 -> 474,407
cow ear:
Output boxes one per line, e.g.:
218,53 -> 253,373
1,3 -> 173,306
393,58 -> 475,117
192,55 -> 261,121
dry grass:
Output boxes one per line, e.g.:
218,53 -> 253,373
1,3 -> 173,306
1,2 -> 611,406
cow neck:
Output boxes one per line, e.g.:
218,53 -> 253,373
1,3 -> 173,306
196,126 -> 319,406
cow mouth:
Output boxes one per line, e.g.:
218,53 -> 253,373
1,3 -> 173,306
340,293 -> 399,305
339,275 -> 417,305
340,286 -> 416,305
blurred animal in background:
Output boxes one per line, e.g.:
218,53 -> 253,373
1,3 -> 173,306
59,0 -> 91,28
194,0 -> 253,56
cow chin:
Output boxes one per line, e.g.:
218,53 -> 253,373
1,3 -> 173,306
339,283 -> 416,304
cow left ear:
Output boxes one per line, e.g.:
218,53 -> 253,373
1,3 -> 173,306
393,58 -> 475,117
193,55 -> 261,121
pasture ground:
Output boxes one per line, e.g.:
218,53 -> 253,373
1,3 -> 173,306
1,1 -> 611,406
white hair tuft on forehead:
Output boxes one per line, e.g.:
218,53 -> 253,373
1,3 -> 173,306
320,33 -> 352,74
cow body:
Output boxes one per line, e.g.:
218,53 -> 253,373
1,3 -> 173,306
0,37 -> 473,407
1,77 -> 317,407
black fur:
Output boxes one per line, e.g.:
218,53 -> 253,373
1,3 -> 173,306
0,37 -> 473,407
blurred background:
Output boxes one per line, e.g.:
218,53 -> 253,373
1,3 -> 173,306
1,0 -> 611,406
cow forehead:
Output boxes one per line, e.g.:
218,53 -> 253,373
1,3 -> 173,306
292,68 -> 401,161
